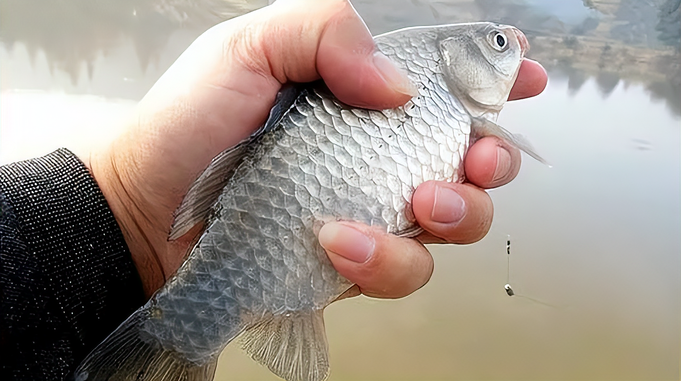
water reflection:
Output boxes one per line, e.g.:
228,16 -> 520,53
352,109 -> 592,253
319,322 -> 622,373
0,1 -> 679,380
415,0 -> 681,116
1,0 -> 679,115
0,0 -> 266,98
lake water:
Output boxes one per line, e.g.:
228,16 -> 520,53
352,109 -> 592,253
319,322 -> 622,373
1,0 -> 679,380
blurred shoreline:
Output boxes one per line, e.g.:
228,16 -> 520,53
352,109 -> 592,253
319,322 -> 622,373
1,0 -> 679,116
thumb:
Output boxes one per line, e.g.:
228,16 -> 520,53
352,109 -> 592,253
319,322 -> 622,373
318,222 -> 433,299
315,2 -> 417,109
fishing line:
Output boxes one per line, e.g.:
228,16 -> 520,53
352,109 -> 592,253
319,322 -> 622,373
504,235 -> 559,308
504,235 -> 514,296
506,235 -> 511,284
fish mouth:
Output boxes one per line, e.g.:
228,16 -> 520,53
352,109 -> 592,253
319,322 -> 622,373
512,27 -> 530,55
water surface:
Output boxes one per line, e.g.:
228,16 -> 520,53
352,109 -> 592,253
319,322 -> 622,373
1,0 -> 679,380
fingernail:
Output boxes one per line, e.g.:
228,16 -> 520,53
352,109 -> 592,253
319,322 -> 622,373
492,146 -> 512,184
430,185 -> 466,224
372,51 -> 419,97
318,222 -> 375,263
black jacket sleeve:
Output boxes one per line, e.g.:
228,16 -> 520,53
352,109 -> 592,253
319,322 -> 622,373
0,148 -> 146,380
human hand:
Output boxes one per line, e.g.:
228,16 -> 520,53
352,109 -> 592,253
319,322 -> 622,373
321,57 -> 547,299
85,0 -> 548,298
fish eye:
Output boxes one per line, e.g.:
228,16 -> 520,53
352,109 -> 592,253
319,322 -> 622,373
490,31 -> 508,51
496,34 -> 506,47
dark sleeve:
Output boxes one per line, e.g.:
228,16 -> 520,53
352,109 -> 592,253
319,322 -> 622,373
0,148 -> 146,380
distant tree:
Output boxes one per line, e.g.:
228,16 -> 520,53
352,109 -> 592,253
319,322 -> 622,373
571,17 -> 600,35
582,0 -> 596,10
656,0 -> 681,48
611,0 -> 660,46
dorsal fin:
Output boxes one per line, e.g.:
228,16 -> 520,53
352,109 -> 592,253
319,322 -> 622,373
169,85 -> 301,240
239,309 -> 330,381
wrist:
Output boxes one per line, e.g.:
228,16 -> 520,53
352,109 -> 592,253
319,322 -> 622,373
82,148 -> 167,298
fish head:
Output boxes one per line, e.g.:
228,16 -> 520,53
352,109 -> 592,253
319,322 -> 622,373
437,22 -> 528,120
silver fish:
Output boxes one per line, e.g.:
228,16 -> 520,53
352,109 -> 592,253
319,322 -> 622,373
72,22 -> 543,381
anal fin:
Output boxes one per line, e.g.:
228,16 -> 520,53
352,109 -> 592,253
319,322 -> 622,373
239,309 -> 329,381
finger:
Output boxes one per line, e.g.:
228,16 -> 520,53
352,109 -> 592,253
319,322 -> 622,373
120,0 -> 416,212
161,0 -> 415,160
315,2 -> 417,109
464,136 -> 521,189
412,181 -> 494,244
508,59 -> 548,101
262,0 -> 416,109
318,222 -> 434,299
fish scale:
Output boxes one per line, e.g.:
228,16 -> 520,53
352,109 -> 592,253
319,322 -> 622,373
143,39 -> 464,360
72,22 -> 541,381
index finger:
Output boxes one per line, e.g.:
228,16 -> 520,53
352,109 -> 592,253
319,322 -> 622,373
508,59 -> 548,101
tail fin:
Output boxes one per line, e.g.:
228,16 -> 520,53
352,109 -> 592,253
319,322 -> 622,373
70,307 -> 217,381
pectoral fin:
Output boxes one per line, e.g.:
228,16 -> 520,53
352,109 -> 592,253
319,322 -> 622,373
169,85 -> 301,240
470,117 -> 549,166
239,309 -> 330,381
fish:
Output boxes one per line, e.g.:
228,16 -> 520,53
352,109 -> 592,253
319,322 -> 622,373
71,22 -> 544,381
